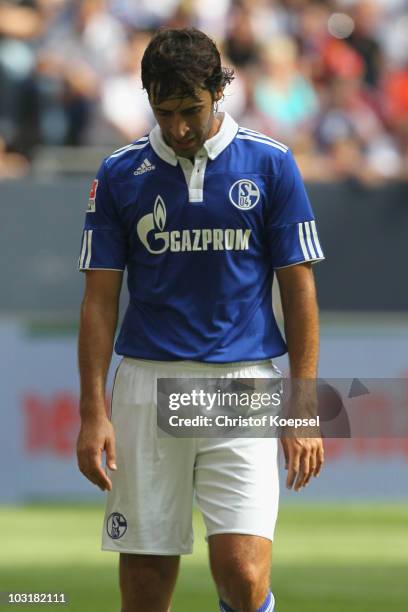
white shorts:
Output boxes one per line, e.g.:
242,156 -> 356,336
102,357 -> 281,555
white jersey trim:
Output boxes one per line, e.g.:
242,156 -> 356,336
178,155 -> 208,203
79,230 -> 88,269
236,133 -> 288,154
79,229 -> 127,271
203,112 -> 239,159
298,222 -> 310,260
149,112 -> 239,166
304,221 -> 317,259
112,138 -> 148,155
85,229 -> 93,268
302,220 -> 323,260
79,267 -> 125,272
273,221 -> 325,269
310,220 -> 324,259
238,127 -> 288,151
108,139 -> 149,159
273,258 -> 324,269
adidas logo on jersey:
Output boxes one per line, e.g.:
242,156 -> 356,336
134,159 -> 156,175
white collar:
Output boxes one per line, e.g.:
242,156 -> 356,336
149,112 -> 238,166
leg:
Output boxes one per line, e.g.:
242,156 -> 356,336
102,360 -> 197,610
194,433 -> 279,611
209,534 -> 272,611
120,553 -> 180,612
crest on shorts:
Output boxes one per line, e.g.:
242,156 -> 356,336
107,512 -> 127,539
87,179 -> 98,213
229,180 -> 260,211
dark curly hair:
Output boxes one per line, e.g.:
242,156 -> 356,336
141,27 -> 234,103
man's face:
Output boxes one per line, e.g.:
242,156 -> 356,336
150,87 -> 222,158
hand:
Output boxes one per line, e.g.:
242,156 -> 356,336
280,436 -> 324,492
77,413 -> 117,492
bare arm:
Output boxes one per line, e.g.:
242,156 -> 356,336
77,270 -> 123,491
276,263 -> 319,378
275,263 -> 324,491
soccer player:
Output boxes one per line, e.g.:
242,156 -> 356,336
77,28 -> 325,612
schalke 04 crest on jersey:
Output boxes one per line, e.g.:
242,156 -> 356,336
229,180 -> 260,210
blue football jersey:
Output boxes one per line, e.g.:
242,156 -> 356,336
78,112 -> 324,362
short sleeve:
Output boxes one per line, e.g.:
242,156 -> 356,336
267,150 -> 325,269
78,161 -> 127,271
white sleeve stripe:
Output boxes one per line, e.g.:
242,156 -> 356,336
238,127 -> 288,150
79,267 -> 125,272
236,134 -> 288,154
310,220 -> 324,258
304,221 -> 317,259
274,259 -> 323,269
79,230 -> 88,268
265,598 -> 274,612
112,143 -> 134,155
298,223 -> 311,260
84,229 -> 93,268
112,137 -> 149,155
108,142 -> 149,159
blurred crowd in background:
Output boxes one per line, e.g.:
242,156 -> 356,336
0,0 -> 407,183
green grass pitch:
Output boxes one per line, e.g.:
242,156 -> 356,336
1,503 -> 407,611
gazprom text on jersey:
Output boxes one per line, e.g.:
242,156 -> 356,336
156,227 -> 252,252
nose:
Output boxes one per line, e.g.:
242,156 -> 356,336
170,117 -> 191,141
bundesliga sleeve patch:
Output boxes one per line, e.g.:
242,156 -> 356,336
87,179 -> 98,213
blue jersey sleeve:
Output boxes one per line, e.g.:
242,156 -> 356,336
267,150 -> 324,268
78,161 -> 127,271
